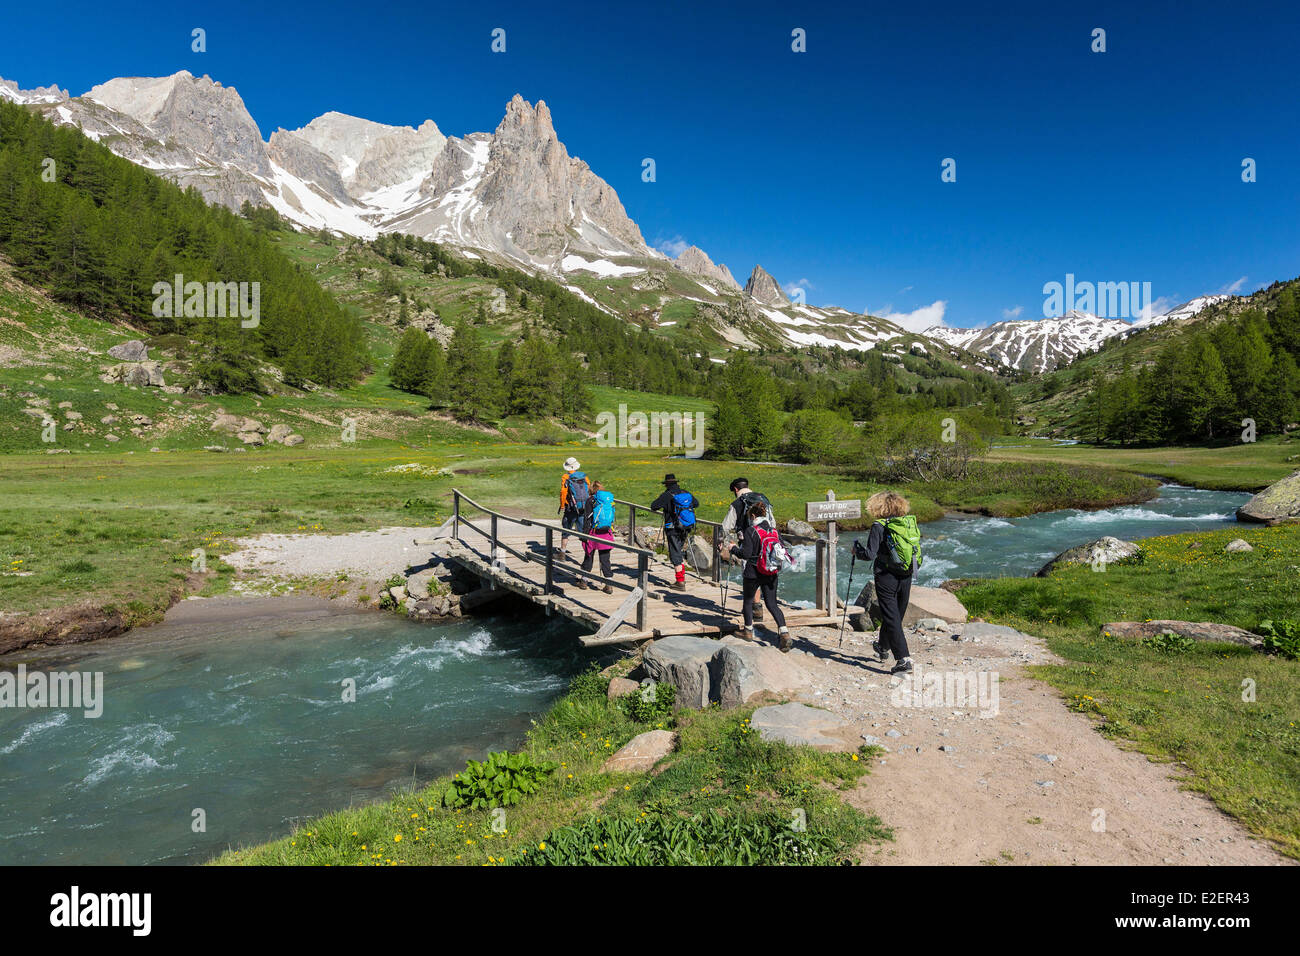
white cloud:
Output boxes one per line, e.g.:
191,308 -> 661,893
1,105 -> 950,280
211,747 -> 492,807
654,235 -> 689,258
1135,295 -> 1178,323
1002,305 -> 1023,319
876,300 -> 948,333
784,277 -> 813,298
1220,275 -> 1249,294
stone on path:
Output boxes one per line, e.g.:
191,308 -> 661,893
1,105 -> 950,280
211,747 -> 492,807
602,729 -> 676,772
1236,470 -> 1300,526
749,702 -> 856,752
1224,538 -> 1254,553
709,641 -> 810,709
852,582 -> 967,631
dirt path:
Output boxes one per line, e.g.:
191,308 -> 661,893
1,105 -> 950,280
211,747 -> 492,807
778,621 -> 1290,866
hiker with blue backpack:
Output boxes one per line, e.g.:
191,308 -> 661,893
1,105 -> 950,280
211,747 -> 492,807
852,491 -> 921,674
725,498 -> 794,650
649,473 -> 698,591
556,457 -> 590,561
574,479 -> 616,593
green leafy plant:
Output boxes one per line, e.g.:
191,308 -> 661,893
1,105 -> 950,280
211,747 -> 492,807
441,751 -> 558,810
1141,630 -> 1195,654
1258,620 -> 1300,660
620,680 -> 676,725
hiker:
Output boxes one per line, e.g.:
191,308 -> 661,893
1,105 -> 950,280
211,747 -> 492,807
725,499 -> 793,650
852,491 -> 921,674
574,479 -> 615,594
556,457 -> 590,560
650,473 -> 699,591
720,477 -> 776,621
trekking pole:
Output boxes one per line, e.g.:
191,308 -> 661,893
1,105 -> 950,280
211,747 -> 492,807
837,550 -> 858,648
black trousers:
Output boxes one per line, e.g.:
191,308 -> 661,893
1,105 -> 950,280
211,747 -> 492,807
742,574 -> 786,629
874,570 -> 912,660
581,548 -> 612,578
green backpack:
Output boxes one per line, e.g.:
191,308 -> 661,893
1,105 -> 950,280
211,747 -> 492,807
878,516 -> 922,575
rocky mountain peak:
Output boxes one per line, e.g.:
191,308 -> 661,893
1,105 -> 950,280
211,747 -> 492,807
0,76 -> 69,105
674,246 -> 741,290
744,265 -> 789,305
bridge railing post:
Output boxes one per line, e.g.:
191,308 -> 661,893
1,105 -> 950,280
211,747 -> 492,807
490,514 -> 499,567
453,490 -> 460,542
627,503 -> 636,549
815,538 -> 827,611
544,526 -> 553,596
636,553 -> 648,631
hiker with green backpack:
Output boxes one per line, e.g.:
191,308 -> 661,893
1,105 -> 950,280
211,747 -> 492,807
852,491 -> 922,674
650,473 -> 699,591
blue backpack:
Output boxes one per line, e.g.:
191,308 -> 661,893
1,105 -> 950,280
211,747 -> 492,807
588,490 -> 615,531
670,490 -> 696,529
565,473 -> 590,515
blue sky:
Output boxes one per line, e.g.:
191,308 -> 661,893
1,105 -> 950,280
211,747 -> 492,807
2,0 -> 1297,330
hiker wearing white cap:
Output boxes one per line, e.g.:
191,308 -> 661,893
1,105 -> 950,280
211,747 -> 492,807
556,458 -> 590,559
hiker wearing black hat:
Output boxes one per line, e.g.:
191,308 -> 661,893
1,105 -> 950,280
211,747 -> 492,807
650,474 -> 699,591
720,477 -> 775,621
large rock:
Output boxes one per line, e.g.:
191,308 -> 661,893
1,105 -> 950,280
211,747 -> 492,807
1237,470 -> 1300,526
107,339 -> 148,361
641,635 -> 719,709
749,702 -> 855,752
1037,536 -> 1140,576
1224,538 -> 1254,553
1102,620 -> 1264,650
785,518 -> 816,539
211,413 -> 242,433
100,361 -> 165,387
268,423 -> 294,444
687,535 -> 713,574
602,730 -> 676,772
709,642 -> 810,709
851,581 -> 967,631
283,434 -> 305,446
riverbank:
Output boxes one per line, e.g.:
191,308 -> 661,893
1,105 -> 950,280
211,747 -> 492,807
0,443 -> 1161,651
217,615 -> 1291,866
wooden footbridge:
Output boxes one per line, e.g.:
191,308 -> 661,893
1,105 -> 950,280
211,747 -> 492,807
429,489 -> 856,647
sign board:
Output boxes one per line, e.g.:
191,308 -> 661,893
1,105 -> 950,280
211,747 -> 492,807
806,499 -> 861,522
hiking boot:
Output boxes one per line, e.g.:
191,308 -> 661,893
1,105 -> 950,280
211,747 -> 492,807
602,583 -> 614,594
872,638 -> 888,661
779,632 -> 794,653
673,580 -> 687,592
752,605 -> 765,622
736,627 -> 755,642
890,658 -> 914,674
573,578 -> 589,590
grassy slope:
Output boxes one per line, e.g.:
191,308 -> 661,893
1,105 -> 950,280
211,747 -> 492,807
959,522 -> 1300,858
987,436 -> 1298,491
215,665 -> 889,866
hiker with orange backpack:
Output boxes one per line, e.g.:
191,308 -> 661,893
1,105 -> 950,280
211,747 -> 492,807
649,473 -> 698,591
556,457 -> 590,561
724,498 -> 794,651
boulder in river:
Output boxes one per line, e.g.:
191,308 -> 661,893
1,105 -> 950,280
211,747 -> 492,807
1036,536 -> 1140,576
785,518 -> 817,540
1102,620 -> 1264,650
1236,469 -> 1300,526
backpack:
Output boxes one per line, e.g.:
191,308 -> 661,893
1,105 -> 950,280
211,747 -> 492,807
754,524 -> 793,576
588,490 -> 615,531
735,491 -> 774,532
669,490 -> 696,529
878,516 -> 922,575
565,474 -> 590,515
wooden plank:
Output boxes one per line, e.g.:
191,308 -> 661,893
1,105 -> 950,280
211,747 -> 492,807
590,586 -> 644,642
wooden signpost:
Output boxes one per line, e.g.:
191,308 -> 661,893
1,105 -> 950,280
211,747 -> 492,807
806,491 -> 861,611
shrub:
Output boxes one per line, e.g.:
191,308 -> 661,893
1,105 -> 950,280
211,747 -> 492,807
441,751 -> 558,810
1258,620 -> 1300,660
620,681 -> 676,724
